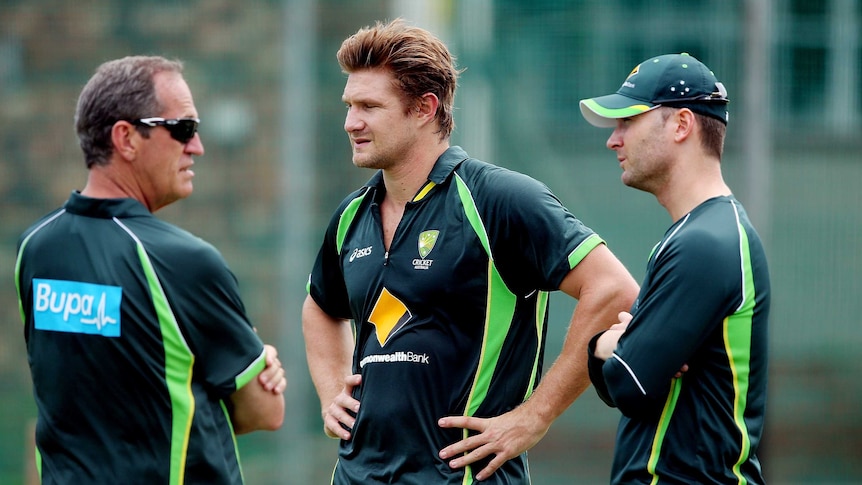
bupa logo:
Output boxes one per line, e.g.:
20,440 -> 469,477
32,278 -> 122,337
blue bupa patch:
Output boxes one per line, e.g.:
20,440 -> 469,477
33,278 -> 122,337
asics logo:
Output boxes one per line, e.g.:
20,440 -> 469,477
349,246 -> 373,262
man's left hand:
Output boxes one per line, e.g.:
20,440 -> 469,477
437,408 -> 548,481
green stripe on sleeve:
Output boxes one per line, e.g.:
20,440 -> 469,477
336,192 -> 368,254
567,233 -> 604,269
235,349 -> 267,391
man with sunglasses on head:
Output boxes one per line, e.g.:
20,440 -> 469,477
15,55 -> 285,484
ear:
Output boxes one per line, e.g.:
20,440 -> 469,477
673,108 -> 696,143
111,121 -> 139,161
415,93 -> 439,123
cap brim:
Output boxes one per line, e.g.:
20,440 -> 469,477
579,94 -> 658,128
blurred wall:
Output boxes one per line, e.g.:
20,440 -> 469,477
1,1 -> 860,484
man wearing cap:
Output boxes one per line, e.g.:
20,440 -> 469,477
580,53 -> 771,484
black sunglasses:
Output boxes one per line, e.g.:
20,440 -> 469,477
132,117 -> 200,144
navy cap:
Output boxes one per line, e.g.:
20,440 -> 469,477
579,53 -> 729,127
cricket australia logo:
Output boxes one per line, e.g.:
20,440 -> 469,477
413,230 -> 439,270
622,63 -> 641,89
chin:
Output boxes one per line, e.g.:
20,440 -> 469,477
178,184 -> 194,199
352,157 -> 378,170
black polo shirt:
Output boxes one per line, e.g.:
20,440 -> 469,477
308,146 -> 603,484
588,196 -> 770,484
15,192 -> 265,485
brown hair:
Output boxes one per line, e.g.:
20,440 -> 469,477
660,107 -> 726,159
336,18 -> 461,139
697,113 -> 726,159
75,56 -> 184,167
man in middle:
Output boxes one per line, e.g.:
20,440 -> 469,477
302,19 -> 639,484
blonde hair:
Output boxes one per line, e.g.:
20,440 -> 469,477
337,18 -> 461,139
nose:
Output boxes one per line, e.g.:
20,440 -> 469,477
606,127 -> 622,151
185,133 -> 205,156
344,107 -> 362,133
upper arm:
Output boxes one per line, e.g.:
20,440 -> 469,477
559,243 -> 639,303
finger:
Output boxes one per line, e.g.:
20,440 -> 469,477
258,369 -> 273,388
269,368 -> 286,393
324,403 -> 356,439
334,392 -> 360,414
344,373 -> 362,388
323,415 -> 350,440
474,455 -> 506,481
263,344 -> 278,363
438,416 -> 482,432
444,440 -> 493,469
274,374 -> 287,394
439,431 -> 489,460
618,311 -> 633,324
259,360 -> 284,389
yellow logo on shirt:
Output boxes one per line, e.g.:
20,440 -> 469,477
368,287 -> 412,346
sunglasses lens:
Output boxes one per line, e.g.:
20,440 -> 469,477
168,119 -> 198,143
134,118 -> 199,143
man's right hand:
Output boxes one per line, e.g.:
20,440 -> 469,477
323,373 -> 362,440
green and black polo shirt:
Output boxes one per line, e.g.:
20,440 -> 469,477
15,192 -> 266,485
588,196 -> 770,484
308,146 -> 603,484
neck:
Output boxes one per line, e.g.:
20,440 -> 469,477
80,163 -> 153,212
656,159 -> 731,222
382,141 -> 449,207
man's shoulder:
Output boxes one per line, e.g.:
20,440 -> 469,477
453,157 -> 546,196
124,217 -> 223,263
18,206 -> 66,241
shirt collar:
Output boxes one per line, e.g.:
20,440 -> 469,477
362,145 -> 469,191
64,191 -> 152,219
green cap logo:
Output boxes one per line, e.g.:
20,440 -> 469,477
418,230 -> 440,259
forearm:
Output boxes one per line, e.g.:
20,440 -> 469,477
301,295 -> 354,411
230,378 -> 285,435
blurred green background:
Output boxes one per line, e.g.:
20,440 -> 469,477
1,1 -> 860,484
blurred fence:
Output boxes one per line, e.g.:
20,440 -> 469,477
1,1 -> 860,483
